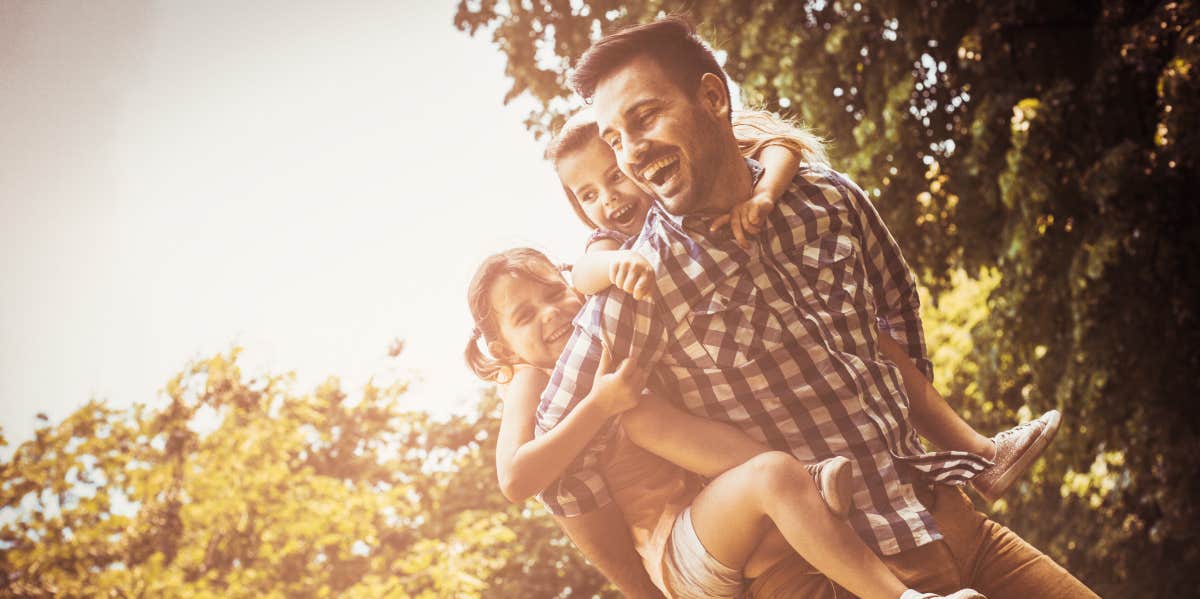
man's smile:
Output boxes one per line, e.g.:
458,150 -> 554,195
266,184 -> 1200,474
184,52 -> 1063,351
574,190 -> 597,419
639,153 -> 680,186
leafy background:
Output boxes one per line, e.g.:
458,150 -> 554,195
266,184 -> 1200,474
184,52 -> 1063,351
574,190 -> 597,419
3,1 -> 1198,597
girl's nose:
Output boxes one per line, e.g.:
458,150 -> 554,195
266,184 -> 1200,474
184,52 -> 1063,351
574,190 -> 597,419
603,189 -> 621,207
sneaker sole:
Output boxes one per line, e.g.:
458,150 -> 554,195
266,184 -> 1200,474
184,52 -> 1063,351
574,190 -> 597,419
981,410 -> 1061,502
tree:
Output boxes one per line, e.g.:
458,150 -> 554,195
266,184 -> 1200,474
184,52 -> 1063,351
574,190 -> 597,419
0,350 -> 614,598
455,1 -> 1200,595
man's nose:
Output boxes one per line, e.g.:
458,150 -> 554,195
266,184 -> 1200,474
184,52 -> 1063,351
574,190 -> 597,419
620,135 -> 648,169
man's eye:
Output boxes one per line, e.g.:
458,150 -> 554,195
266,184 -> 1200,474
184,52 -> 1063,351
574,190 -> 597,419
608,170 -> 625,182
606,135 -> 622,150
581,191 -> 598,203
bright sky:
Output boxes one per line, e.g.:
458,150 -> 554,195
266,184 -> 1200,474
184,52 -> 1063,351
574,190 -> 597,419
0,1 -> 592,446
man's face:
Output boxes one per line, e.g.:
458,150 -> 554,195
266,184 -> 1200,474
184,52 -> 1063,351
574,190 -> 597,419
592,55 -> 725,216
556,135 -> 654,237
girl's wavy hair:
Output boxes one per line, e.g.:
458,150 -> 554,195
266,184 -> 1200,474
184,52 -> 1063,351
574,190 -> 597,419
464,247 -> 569,383
545,109 -> 829,229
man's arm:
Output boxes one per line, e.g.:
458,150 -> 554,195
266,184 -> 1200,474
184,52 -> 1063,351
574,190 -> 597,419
832,170 -> 934,380
554,506 -> 666,599
879,332 -> 994,457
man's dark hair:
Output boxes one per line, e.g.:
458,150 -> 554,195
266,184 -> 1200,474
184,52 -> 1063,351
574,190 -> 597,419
569,16 -> 730,108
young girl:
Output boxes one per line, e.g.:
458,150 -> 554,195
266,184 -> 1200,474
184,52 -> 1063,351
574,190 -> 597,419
464,248 -> 983,599
547,108 -> 1061,503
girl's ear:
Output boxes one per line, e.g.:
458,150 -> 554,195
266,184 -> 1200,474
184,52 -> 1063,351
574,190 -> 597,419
488,340 -> 513,360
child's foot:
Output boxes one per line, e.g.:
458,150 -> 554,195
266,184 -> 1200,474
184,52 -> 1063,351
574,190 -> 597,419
972,410 -> 1062,501
805,456 -> 852,518
901,589 -> 987,599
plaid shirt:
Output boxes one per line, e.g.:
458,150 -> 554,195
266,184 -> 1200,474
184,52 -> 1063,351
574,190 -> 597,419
535,162 -> 990,555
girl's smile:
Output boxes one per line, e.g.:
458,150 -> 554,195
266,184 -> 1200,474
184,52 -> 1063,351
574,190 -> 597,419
489,276 -> 583,369
557,135 -> 654,237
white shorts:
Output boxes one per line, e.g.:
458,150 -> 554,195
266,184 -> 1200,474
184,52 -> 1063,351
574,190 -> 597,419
662,507 -> 746,599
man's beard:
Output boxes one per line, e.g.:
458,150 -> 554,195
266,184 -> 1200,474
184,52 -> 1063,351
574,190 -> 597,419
661,106 -> 729,216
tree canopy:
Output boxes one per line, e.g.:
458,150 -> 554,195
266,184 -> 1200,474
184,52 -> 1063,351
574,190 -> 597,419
0,351 -> 614,598
454,1 -> 1200,596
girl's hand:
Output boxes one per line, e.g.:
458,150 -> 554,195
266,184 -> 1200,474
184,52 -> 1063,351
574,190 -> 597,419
588,345 -> 648,417
709,192 -> 775,249
609,251 -> 655,302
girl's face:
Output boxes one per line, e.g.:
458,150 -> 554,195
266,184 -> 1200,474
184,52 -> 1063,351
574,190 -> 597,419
489,274 -> 583,369
558,135 -> 654,237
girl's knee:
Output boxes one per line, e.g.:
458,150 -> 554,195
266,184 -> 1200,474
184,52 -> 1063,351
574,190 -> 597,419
745,451 -> 817,497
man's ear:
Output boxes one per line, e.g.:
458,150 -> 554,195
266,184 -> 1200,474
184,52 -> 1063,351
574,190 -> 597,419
697,72 -> 731,120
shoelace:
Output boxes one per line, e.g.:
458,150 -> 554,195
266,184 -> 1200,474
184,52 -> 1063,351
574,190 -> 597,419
994,417 -> 1040,442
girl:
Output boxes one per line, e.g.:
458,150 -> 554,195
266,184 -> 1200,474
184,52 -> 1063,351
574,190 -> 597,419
547,108 -> 1060,503
464,247 -> 983,599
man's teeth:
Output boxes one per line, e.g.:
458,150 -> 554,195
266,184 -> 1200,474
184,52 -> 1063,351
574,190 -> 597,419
640,154 -> 678,184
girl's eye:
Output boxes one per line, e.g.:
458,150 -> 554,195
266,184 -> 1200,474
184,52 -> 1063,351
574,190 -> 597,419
513,309 -> 532,326
608,170 -> 624,182
581,191 -> 598,203
605,135 -> 622,150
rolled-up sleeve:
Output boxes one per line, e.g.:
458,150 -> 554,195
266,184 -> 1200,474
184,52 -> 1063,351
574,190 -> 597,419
830,171 -> 933,381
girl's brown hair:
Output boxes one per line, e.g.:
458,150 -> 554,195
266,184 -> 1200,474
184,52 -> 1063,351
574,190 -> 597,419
464,247 -> 568,383
548,109 -> 828,230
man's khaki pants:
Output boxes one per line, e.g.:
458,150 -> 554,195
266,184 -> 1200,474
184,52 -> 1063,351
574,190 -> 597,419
747,485 -> 1101,598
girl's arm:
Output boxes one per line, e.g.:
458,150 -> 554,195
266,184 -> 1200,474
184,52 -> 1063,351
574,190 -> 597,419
711,144 -> 802,247
572,238 -> 622,296
878,332 -> 995,458
572,238 -> 654,301
495,352 -> 646,502
621,394 -> 771,478
753,143 -> 802,204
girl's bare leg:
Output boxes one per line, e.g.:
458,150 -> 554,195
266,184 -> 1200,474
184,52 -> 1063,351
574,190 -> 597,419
687,451 -> 909,599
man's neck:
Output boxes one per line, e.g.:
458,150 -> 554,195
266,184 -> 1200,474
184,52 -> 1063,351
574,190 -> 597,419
701,146 -> 755,216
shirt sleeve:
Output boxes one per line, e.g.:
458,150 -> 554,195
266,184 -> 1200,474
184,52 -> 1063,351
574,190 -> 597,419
585,228 -> 632,251
829,170 -> 934,381
534,287 -> 669,517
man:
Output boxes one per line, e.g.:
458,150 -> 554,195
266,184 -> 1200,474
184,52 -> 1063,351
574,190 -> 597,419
538,17 -> 1099,599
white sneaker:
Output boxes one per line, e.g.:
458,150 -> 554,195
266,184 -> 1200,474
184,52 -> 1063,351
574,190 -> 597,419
972,410 -> 1062,501
804,456 -> 852,518
903,589 -> 987,599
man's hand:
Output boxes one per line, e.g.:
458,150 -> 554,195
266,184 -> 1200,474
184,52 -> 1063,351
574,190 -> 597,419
609,250 -> 655,301
710,192 -> 775,249
586,346 -> 648,417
